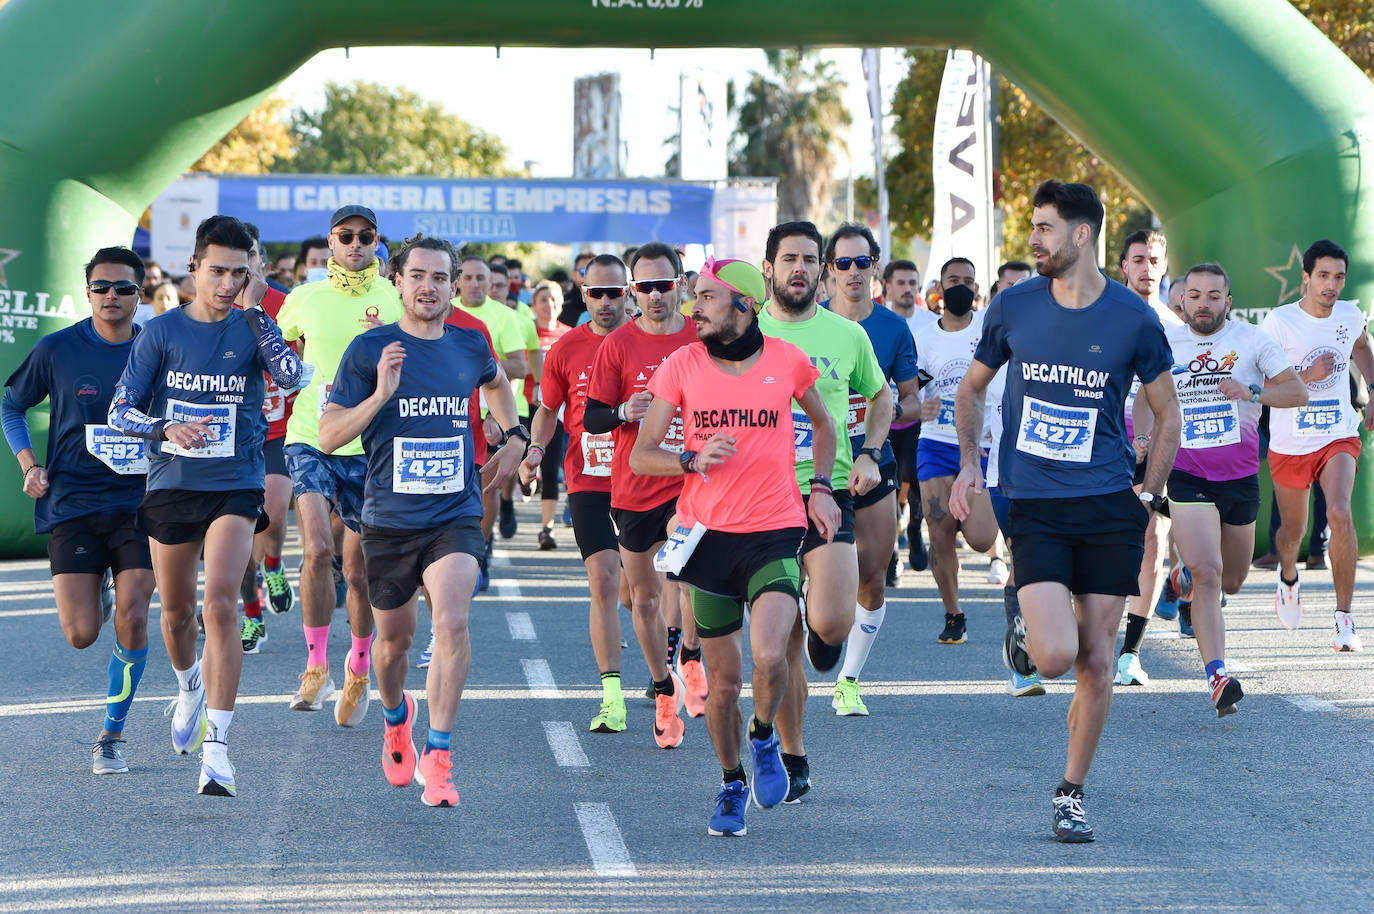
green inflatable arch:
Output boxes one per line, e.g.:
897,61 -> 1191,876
0,0 -> 1371,555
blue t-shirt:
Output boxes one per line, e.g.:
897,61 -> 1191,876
113,307 -> 272,492
4,319 -> 146,532
973,274 -> 1172,499
330,323 -> 497,530
830,302 -> 919,463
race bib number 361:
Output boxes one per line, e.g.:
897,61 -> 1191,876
393,436 -> 465,494
1182,402 -> 1240,449
1015,396 -> 1096,463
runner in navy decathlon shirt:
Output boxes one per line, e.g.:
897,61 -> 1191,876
946,181 -> 1180,846
329,321 -> 497,530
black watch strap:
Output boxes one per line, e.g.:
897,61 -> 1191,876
502,425 -> 531,446
857,446 -> 883,463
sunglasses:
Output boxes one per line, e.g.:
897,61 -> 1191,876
631,278 -> 677,294
333,229 -> 376,246
831,256 -> 876,271
88,280 -> 141,297
583,285 -> 626,300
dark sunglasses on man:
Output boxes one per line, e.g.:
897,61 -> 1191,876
630,278 -> 678,294
333,229 -> 376,246
830,256 -> 876,271
583,285 -> 627,300
87,280 -> 141,297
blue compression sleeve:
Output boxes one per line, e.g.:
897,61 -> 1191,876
0,389 -> 33,456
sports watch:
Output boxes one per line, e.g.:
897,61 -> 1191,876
857,446 -> 883,464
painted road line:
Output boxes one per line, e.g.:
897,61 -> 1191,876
573,802 -> 635,877
507,612 -> 536,641
542,721 -> 590,767
522,659 -> 561,698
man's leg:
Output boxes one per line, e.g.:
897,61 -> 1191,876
586,549 -> 626,731
200,515 -> 256,715
1273,482 -> 1312,584
700,628 -> 745,770
1064,592 -> 1128,784
416,550 -> 480,806
748,592 -> 799,726
256,472 -> 294,614
52,574 -> 106,651
1170,503 -> 1226,670
620,546 -> 670,683
1317,453 -> 1358,614
922,476 -> 968,642
291,492 -> 339,709
835,492 -> 896,713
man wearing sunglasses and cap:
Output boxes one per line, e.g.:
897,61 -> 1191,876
631,257 -> 838,837
3,246 -> 157,777
584,241 -> 700,750
276,204 -> 403,728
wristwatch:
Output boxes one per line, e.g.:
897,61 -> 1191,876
1248,383 -> 1262,404
857,446 -> 883,463
808,475 -> 834,494
1139,491 -> 1167,514
501,425 -> 531,447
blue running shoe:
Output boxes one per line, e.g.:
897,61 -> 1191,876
708,781 -> 748,836
749,731 -> 788,809
1178,602 -> 1195,638
417,631 -> 435,669
1155,576 -> 1179,620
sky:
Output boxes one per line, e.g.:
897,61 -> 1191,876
275,46 -> 907,180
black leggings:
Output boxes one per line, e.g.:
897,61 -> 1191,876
541,419 -> 566,501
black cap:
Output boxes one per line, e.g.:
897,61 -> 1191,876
330,204 -> 378,230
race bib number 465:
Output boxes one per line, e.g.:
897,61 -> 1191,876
1015,396 -> 1096,463
1295,398 -> 1343,437
85,424 -> 148,475
392,436 -> 465,494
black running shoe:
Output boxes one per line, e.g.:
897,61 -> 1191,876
537,526 -> 557,551
783,755 -> 811,804
1002,613 -> 1035,675
477,543 -> 490,592
1211,673 -> 1244,717
938,612 -> 966,644
499,497 -> 517,539
886,552 -> 900,588
908,533 -> 929,573
1052,790 -> 1095,843
806,629 -> 843,672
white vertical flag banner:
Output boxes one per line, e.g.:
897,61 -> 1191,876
862,49 -> 891,265
925,50 -> 994,290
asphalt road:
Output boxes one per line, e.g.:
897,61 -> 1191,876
2,500 -> 1372,912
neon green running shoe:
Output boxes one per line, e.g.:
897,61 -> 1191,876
589,697 -> 626,733
240,616 -> 266,655
831,677 -> 869,716
261,561 -> 294,615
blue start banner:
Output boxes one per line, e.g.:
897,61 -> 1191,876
209,175 -> 714,245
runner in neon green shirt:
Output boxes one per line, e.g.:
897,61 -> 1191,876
756,219 -> 893,804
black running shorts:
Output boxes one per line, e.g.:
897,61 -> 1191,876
361,516 -> 486,610
800,489 -> 856,555
611,497 -> 677,554
568,490 -> 618,559
1007,488 -> 1148,596
139,489 -> 267,546
48,511 -> 152,576
671,526 -> 805,638
1167,470 -> 1260,527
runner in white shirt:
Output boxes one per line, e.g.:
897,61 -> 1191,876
914,264 -> 998,645
1146,263 -> 1306,715
1261,239 -> 1374,649
881,259 -> 935,577
1114,231 -> 1186,686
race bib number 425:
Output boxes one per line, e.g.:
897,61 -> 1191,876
392,436 -> 465,494
1015,396 -> 1096,463
85,424 -> 148,475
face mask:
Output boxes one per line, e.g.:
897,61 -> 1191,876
305,267 -> 329,283
943,283 -> 975,316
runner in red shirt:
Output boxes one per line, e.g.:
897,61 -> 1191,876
631,258 -> 838,837
529,279 -> 573,547
584,242 -> 701,749
520,255 -> 634,734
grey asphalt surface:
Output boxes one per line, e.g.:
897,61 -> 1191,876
2,499 -> 1372,912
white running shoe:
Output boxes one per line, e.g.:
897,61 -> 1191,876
987,557 -> 1010,585
1275,576 -> 1302,630
1333,611 -> 1363,652
1114,652 -> 1150,686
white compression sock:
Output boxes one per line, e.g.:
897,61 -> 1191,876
839,602 -> 887,681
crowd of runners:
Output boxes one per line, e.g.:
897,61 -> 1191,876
11,180 -> 1371,842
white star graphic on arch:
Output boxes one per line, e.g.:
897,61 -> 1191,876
0,249 -> 19,289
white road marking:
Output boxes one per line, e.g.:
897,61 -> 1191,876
574,802 -> 635,877
541,721 -> 589,767
506,611 -> 536,641
1285,694 -> 1338,714
489,548 -> 512,567
522,659 -> 561,698
493,578 -> 521,599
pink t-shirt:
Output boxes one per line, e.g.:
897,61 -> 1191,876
648,336 -> 820,534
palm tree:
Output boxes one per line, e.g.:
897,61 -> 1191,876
730,50 -> 851,225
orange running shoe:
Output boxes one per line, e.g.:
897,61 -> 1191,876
653,671 -> 686,748
677,656 -> 708,718
382,693 -> 418,787
417,747 -> 460,807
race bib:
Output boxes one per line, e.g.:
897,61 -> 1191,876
317,379 -> 334,418
792,410 -> 814,461
935,397 -> 956,429
392,436 -> 465,494
653,521 -> 707,574
580,431 -> 614,477
1015,396 -> 1096,463
846,392 -> 867,438
263,378 -> 286,422
1295,398 -> 1343,437
85,424 -> 148,475
162,400 -> 235,459
1182,401 -> 1240,449
661,414 -> 685,455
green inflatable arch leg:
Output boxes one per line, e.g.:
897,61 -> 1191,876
0,0 -> 1371,555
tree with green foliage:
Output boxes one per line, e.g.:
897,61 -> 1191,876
280,80 -> 512,177
729,50 -> 850,224
192,95 -> 296,175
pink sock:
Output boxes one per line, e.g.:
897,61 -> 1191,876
304,624 -> 330,667
349,632 -> 373,677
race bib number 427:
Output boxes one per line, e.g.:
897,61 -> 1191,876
162,400 -> 235,459
1015,396 -> 1096,463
